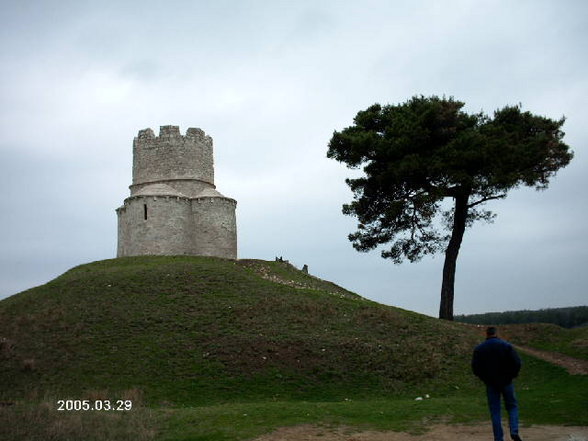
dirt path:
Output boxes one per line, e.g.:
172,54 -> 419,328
515,345 -> 588,375
254,423 -> 588,441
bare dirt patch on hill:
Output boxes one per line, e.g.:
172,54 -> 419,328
516,345 -> 588,375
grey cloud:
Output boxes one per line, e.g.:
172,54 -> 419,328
1,0 -> 586,317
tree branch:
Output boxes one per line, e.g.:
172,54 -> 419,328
468,194 -> 507,208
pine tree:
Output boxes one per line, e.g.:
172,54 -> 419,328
327,96 -> 573,320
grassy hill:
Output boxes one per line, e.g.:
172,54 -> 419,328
1,256 -> 587,440
0,256 -> 481,405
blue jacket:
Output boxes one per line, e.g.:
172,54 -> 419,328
472,337 -> 521,387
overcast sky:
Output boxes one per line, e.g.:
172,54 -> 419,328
1,0 -> 586,317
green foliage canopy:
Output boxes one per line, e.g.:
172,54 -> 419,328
327,95 -> 572,264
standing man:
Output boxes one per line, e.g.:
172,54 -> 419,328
472,326 -> 523,441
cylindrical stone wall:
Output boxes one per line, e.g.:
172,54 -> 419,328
117,196 -> 193,256
191,197 -> 237,259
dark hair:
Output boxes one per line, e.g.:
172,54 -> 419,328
486,326 -> 497,336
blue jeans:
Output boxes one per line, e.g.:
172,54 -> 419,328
486,382 -> 519,441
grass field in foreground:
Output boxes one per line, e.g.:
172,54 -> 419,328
1,353 -> 586,441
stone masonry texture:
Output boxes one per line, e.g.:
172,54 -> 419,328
116,125 -> 237,259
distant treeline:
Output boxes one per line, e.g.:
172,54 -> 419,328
455,306 -> 588,329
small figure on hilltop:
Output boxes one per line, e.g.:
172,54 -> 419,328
472,326 -> 523,441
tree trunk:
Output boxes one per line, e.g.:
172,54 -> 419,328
439,192 -> 470,320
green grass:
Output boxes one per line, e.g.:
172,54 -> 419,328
155,397 -> 484,441
1,256 -> 586,440
515,353 -> 588,425
2,372 -> 586,441
0,256 -> 481,405
152,352 -> 587,441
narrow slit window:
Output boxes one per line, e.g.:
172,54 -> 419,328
143,204 -> 148,220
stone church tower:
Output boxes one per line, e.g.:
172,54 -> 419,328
116,125 -> 237,259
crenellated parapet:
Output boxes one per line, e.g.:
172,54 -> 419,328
136,126 -> 213,145
132,126 -> 215,196
137,128 -> 155,139
186,127 -> 213,146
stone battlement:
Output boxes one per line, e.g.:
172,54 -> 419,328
136,126 -> 212,147
132,125 -> 215,193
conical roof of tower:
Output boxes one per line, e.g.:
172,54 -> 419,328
193,188 -> 228,198
133,183 -> 188,198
